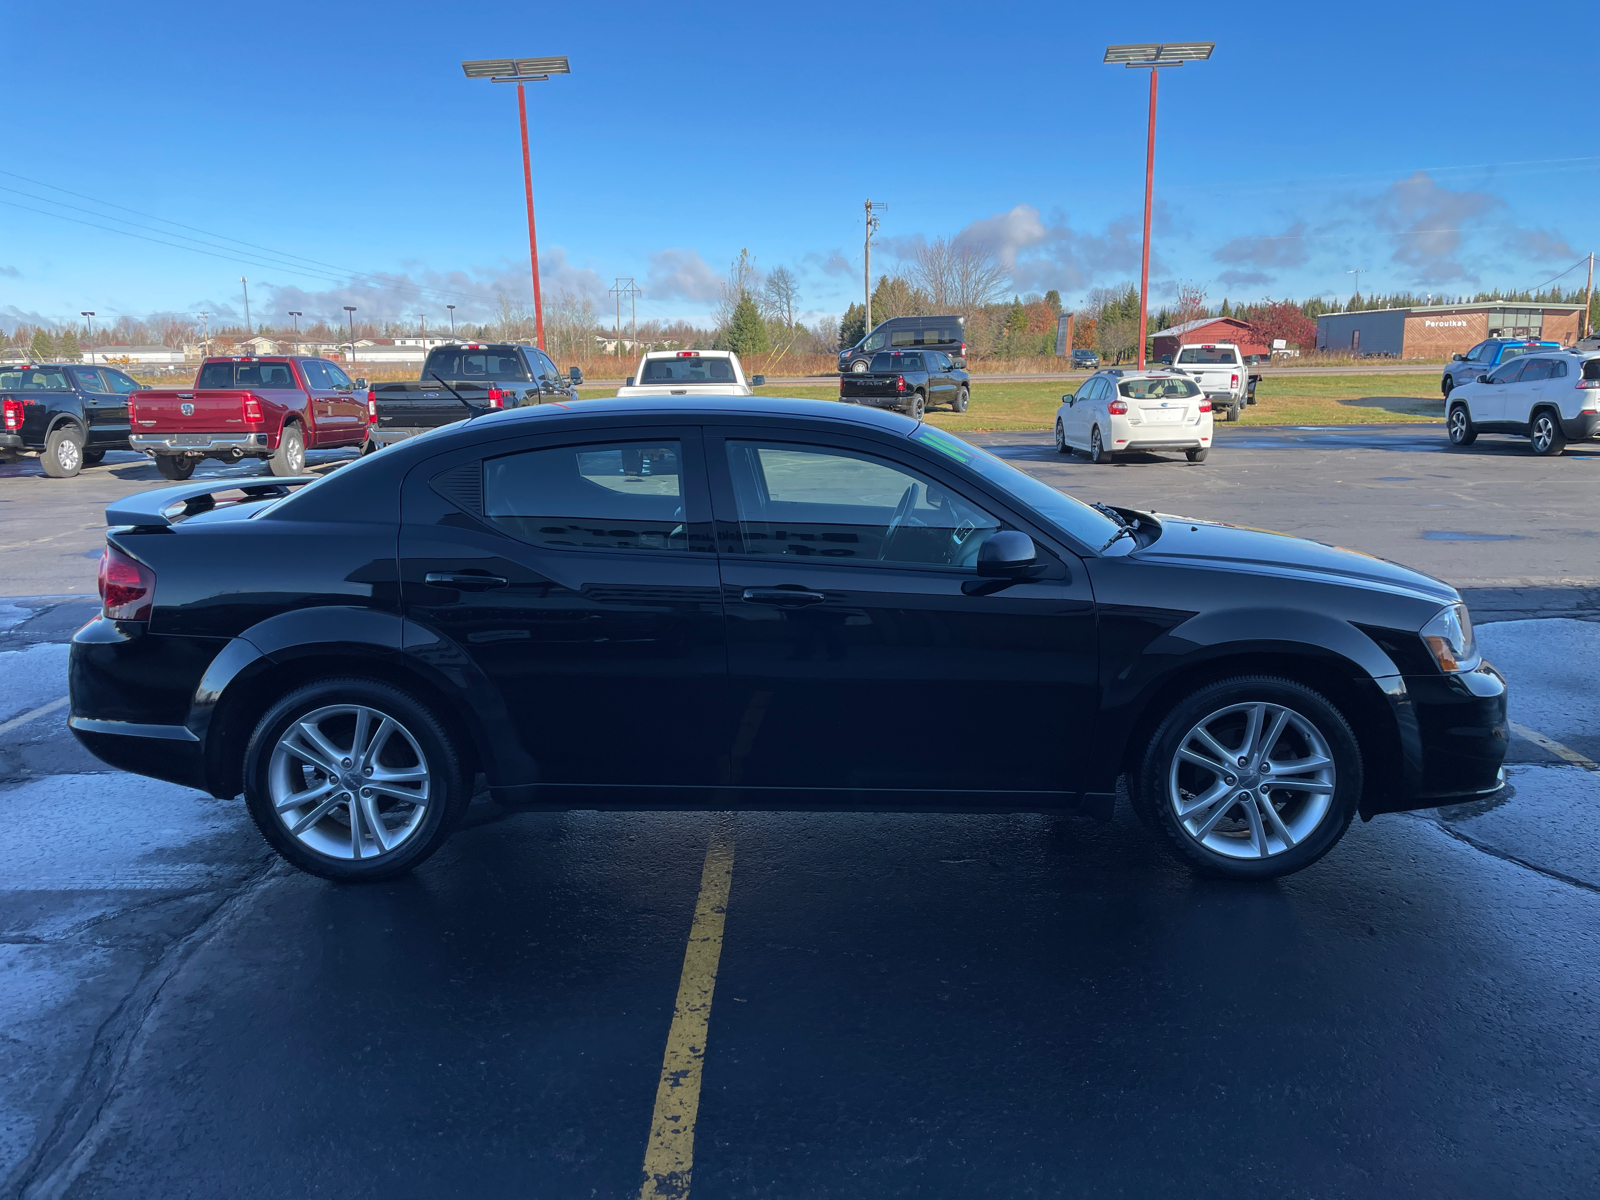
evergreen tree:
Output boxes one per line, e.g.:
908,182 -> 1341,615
839,302 -> 866,349
1044,290 -> 1062,315
726,296 -> 769,357
1219,298 -> 1232,317
30,328 -> 54,360
58,328 -> 81,361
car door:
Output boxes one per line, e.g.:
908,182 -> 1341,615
706,427 -> 1098,798
1071,377 -> 1104,446
1510,358 -> 1555,428
323,360 -> 364,436
1475,357 -> 1526,425
68,367 -> 120,445
529,348 -> 565,400
296,359 -> 336,442
927,353 -> 955,407
98,368 -> 138,445
398,426 -> 728,789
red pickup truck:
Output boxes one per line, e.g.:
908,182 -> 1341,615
128,356 -> 372,480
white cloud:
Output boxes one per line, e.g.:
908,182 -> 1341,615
646,248 -> 721,303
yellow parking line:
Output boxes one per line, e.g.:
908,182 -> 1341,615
1510,720 -> 1598,771
638,835 -> 735,1200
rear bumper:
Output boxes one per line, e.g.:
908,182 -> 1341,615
1118,436 -> 1209,451
0,432 -> 23,452
1559,411 -> 1600,440
1363,662 -> 1509,817
842,395 -> 912,410
130,432 -> 268,455
369,427 -> 423,447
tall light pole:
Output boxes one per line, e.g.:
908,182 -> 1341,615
198,311 -> 210,358
80,311 -> 96,364
288,311 -> 302,356
1104,42 -> 1214,369
462,56 -> 571,352
419,313 -> 427,359
343,305 -> 357,367
241,277 -> 252,336
447,304 -> 457,337
1347,268 -> 1367,306
864,199 -> 886,331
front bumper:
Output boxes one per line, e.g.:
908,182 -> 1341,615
1559,411 -> 1600,440
129,432 -> 268,455
1363,661 -> 1509,817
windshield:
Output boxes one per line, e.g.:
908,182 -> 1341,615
1120,376 -> 1201,399
637,356 -> 736,384
870,352 -> 924,372
197,361 -> 299,389
910,425 -> 1122,550
1176,346 -> 1239,364
423,346 -> 530,382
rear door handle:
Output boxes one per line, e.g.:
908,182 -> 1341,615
742,588 -> 825,607
425,572 -> 508,591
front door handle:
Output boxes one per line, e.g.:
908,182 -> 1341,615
425,572 -> 509,591
742,588 -> 825,607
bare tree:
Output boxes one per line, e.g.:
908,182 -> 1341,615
544,289 -> 599,363
714,248 -> 764,333
762,266 -> 798,327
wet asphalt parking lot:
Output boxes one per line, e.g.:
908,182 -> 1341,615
2,425 -> 1598,1198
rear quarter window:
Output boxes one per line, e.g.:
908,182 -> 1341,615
0,367 -> 70,390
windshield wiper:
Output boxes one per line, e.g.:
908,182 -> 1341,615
1092,503 -> 1140,551
428,371 -> 488,418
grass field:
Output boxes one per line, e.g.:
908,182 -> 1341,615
580,372 -> 1446,431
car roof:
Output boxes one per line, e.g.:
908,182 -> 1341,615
465,393 -> 919,432
640,349 -> 732,358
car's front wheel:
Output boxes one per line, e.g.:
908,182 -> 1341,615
1529,410 -> 1567,456
849,359 -> 870,373
1447,403 -> 1477,447
1441,376 -> 1454,398
952,385 -> 968,413
1134,676 -> 1361,879
243,678 -> 472,881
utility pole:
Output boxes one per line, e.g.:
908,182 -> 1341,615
863,199 -> 886,331
343,305 -> 357,367
288,311 -> 302,355
1584,252 -> 1595,340
610,277 -> 640,358
80,312 -> 95,364
1347,268 -> 1367,306
447,304 -> 456,337
198,311 -> 210,358
420,313 -> 427,355
241,278 -> 252,335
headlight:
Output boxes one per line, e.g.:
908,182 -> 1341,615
1421,602 -> 1480,673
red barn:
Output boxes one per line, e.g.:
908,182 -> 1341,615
1151,317 -> 1269,362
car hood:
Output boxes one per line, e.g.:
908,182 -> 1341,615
1133,514 -> 1458,604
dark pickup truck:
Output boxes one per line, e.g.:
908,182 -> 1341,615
0,362 -> 142,477
367,343 -> 582,451
837,350 -> 969,419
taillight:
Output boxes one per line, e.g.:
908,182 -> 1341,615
1577,378 -> 1600,389
367,396 -> 378,423
242,396 -> 263,423
1108,399 -> 1129,415
1230,373 -> 1239,387
1198,401 -> 1212,413
895,375 -> 906,392
486,387 -> 506,408
127,394 -> 137,424
959,343 -> 966,358
97,546 -> 155,622
2,398 -> 20,430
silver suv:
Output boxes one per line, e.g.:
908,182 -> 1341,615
1445,349 -> 1600,455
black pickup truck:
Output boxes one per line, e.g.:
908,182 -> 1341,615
837,350 -> 969,419
0,362 -> 143,477
366,343 -> 582,451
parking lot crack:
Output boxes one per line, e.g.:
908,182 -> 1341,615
1425,816 -> 1600,896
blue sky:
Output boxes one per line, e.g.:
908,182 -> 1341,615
2,0 -> 1594,333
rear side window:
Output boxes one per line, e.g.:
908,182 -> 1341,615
1120,377 -> 1200,399
425,347 -> 530,382
639,357 -> 735,384
484,441 -> 687,552
0,367 -> 70,390
889,328 -> 916,347
1176,346 -> 1239,365
870,353 -> 924,372
1519,359 -> 1555,382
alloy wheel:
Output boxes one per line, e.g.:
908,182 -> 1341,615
1531,414 -> 1557,454
1055,420 -> 1068,454
1166,701 -> 1336,860
1448,408 -> 1468,442
57,438 -> 81,473
267,703 -> 432,861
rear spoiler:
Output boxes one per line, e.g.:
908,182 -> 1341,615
105,477 -> 316,529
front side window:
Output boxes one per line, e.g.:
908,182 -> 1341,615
862,331 -> 887,352
70,367 -> 111,393
300,360 -> 332,389
485,441 -> 687,552
104,369 -> 140,394
1465,342 -> 1489,362
325,362 -> 355,389
1486,358 -> 1526,384
725,441 -> 1000,569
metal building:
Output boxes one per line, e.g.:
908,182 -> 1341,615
1316,302 -> 1584,358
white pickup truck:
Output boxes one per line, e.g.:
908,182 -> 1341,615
614,350 -> 766,398
1170,342 -> 1260,421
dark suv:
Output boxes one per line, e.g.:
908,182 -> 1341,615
840,316 -> 966,374
0,362 -> 141,477
1071,349 -> 1100,370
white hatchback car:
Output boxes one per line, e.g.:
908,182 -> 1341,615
1445,349 -> 1600,456
1055,370 -> 1214,464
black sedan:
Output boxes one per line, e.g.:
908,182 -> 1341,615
69,397 -> 1507,882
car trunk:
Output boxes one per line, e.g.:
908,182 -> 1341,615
131,389 -> 254,433
372,383 -> 487,429
1131,396 -> 1202,426
841,376 -> 906,399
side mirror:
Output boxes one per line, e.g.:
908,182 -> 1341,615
1062,393 -> 1075,405
355,377 -> 369,389
1477,374 -> 1490,384
976,531 -> 1036,578
1452,353 -> 1465,362
751,374 -> 766,386
569,366 -> 583,384
626,376 -> 636,387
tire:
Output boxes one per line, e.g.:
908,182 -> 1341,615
1441,376 -> 1454,398
1055,419 -> 1072,455
81,449 -> 106,466
849,359 -> 870,373
155,454 -> 196,481
905,392 -> 925,420
40,425 -> 84,478
242,678 -> 472,882
952,386 -> 969,413
1529,409 -> 1566,457
1186,447 -> 1209,463
1221,402 -> 1239,423
268,423 -> 305,476
1089,425 -> 1111,464
1447,403 -> 1477,447
1132,675 -> 1362,880
361,438 -> 378,456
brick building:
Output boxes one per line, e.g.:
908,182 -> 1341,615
1316,302 -> 1584,358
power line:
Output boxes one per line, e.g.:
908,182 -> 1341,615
1524,254 -> 1591,294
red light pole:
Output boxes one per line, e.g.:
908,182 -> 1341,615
462,56 -> 571,352
1104,43 -> 1214,370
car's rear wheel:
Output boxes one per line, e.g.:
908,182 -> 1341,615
40,426 -> 84,478
1530,410 -> 1566,456
81,449 -> 106,466
906,392 -> 925,420
1133,676 -> 1361,879
268,423 -> 305,476
155,454 -> 196,481
1186,447 -> 1208,463
952,386 -> 969,413
243,678 -> 471,881
1447,403 -> 1477,447
1055,419 -> 1072,455
1089,425 -> 1111,464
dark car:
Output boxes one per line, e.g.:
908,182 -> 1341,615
839,316 -> 966,374
1071,349 -> 1100,370
0,362 -> 141,477
367,342 -> 582,451
839,350 -> 969,416
69,397 -> 1506,884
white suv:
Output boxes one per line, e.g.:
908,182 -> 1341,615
1055,369 -> 1213,464
1445,350 -> 1600,455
